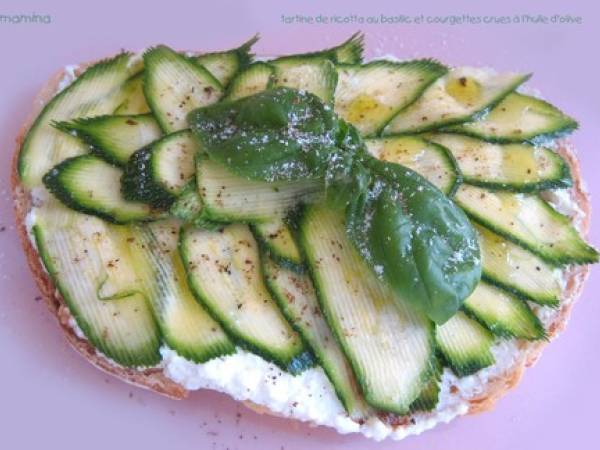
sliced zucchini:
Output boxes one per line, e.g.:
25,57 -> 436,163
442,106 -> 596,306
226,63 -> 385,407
410,359 -> 442,412
464,282 -> 545,340
299,204 -> 435,415
270,57 -> 338,103
19,53 -> 139,187
223,62 -> 274,102
444,92 -> 578,143
252,218 -> 303,269
284,32 -> 364,64
454,184 -> 598,265
476,224 -> 561,306
113,72 -> 151,115
383,68 -> 530,135
262,256 -> 368,418
197,157 -> 322,223
328,32 -> 364,64
365,135 -> 460,195
435,311 -> 495,376
43,155 -> 154,223
334,60 -> 447,136
33,203 -> 161,367
179,224 -> 308,371
144,46 -> 223,132
169,181 -> 203,222
55,114 -> 162,166
426,133 -> 571,192
129,221 -> 235,362
122,130 -> 199,208
195,35 -> 258,87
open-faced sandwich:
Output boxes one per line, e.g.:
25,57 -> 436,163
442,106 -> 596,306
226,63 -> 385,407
12,33 -> 597,441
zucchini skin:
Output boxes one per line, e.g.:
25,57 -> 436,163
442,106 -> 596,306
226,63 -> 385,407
178,226 -> 312,373
270,57 -> 339,103
32,223 -> 161,367
446,122 -> 579,146
475,224 -> 561,307
169,181 -> 202,221
251,222 -> 305,273
121,146 -> 175,209
443,93 -> 579,144
132,224 -> 236,363
195,34 -> 259,87
409,359 -> 442,412
335,59 -> 448,137
365,136 -> 463,196
121,130 -> 198,209
298,205 -> 437,415
113,72 -> 151,115
435,311 -> 495,377
276,32 -> 365,64
261,255 -> 367,416
223,62 -> 275,102
382,72 -> 531,136
457,191 -> 599,266
462,287 -> 546,341
462,164 -> 571,193
54,114 -> 162,167
43,155 -> 153,224
483,273 -> 558,308
18,53 -> 138,188
425,134 -> 573,193
143,45 -> 223,133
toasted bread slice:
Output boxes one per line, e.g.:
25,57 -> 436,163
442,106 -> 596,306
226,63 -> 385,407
11,60 -> 592,431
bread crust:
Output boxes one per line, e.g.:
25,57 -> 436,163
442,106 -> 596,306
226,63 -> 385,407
10,62 -> 592,428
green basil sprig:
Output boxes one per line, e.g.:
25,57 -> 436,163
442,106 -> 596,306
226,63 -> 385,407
189,87 -> 480,324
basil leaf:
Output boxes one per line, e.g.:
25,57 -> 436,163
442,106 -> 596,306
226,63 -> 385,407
347,156 -> 481,324
188,87 -> 356,182
188,87 -> 481,324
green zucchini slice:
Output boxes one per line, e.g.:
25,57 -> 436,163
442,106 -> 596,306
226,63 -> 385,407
33,203 -> 161,367
179,224 -> 308,371
334,60 -> 447,136
383,68 -> 530,135
262,256 -> 369,418
271,57 -> 338,103
426,133 -> 571,192
252,218 -> 303,269
196,157 -> 322,223
455,184 -> 598,265
169,181 -> 203,222
223,62 -> 275,102
365,135 -> 460,195
476,224 -> 562,306
463,282 -> 545,340
283,32 -> 365,64
113,72 -> 151,115
130,221 -> 235,362
410,359 -> 442,412
122,130 -> 199,208
444,92 -> 578,143
55,114 -> 162,166
144,45 -> 223,132
19,53 -> 139,187
195,35 -> 258,87
299,204 -> 435,415
43,155 -> 154,223
435,311 -> 495,376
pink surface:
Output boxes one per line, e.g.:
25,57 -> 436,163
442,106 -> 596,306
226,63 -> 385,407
1,1 -> 598,449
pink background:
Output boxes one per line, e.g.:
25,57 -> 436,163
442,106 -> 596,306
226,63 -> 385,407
0,1 -> 598,449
